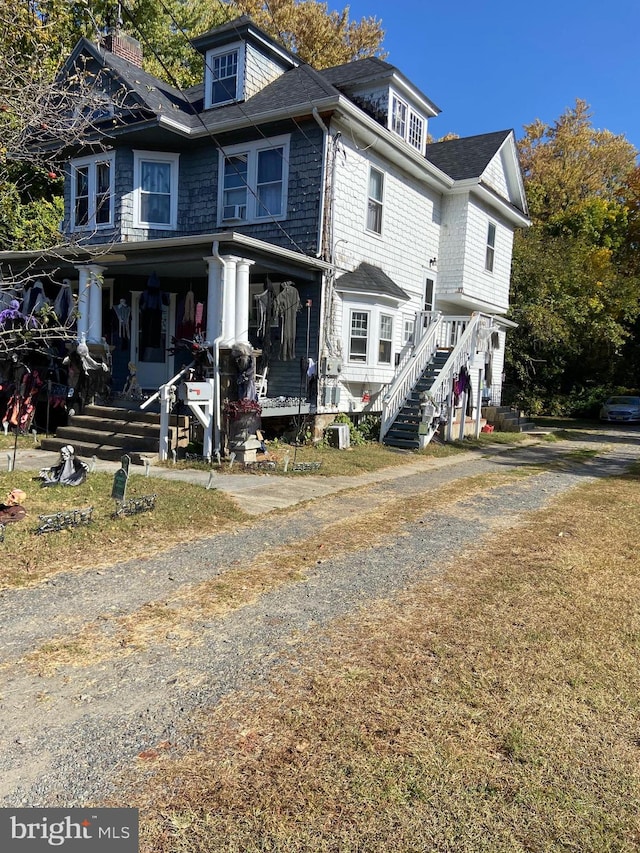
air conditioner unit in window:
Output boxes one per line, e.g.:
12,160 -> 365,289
222,204 -> 247,222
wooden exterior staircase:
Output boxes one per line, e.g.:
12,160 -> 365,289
381,350 -> 450,449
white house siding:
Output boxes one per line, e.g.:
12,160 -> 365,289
244,43 -> 288,99
461,199 -> 512,313
328,127 -> 441,410
482,148 -> 510,199
436,193 -> 469,305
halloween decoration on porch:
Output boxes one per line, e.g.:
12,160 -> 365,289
122,361 -> 142,399
231,342 -> 257,401
276,281 -> 301,361
113,299 -> 131,343
63,341 -> 111,414
140,272 -> 169,360
37,444 -> 88,487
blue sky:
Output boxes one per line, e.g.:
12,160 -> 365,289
336,0 -> 640,153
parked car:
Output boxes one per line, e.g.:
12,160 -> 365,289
599,396 -> 640,423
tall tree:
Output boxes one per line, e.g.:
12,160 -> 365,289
506,100 -> 640,412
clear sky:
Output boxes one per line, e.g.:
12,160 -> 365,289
336,0 -> 640,153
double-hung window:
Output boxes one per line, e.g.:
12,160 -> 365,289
378,314 -> 393,364
71,152 -> 114,230
367,167 -> 384,234
485,222 -> 496,272
205,45 -> 244,107
349,310 -> 369,362
219,136 -> 289,224
390,92 -> 426,154
134,151 -> 179,229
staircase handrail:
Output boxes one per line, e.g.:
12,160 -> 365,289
140,362 -> 194,410
425,312 -> 488,409
380,311 -> 443,440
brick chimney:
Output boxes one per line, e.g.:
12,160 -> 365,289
103,31 -> 143,67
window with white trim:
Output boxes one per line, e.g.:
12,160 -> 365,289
349,310 -> 369,362
389,92 -> 426,154
70,152 -> 114,230
133,151 -> 179,229
219,136 -> 289,224
367,166 -> 384,234
485,222 -> 496,272
378,314 -> 393,364
205,45 -> 244,107
403,315 -> 415,345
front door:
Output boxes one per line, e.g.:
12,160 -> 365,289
130,290 -> 176,390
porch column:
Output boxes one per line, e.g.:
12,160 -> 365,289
221,255 -> 239,344
204,255 -> 223,343
86,264 -> 105,344
75,266 -> 91,341
234,258 -> 255,344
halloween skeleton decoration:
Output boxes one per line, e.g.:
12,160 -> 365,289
231,342 -> 257,401
37,445 -> 88,487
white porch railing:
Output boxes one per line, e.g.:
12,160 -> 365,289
380,312 -> 472,442
379,311 -> 442,441
419,312 -> 493,445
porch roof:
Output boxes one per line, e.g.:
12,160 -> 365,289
0,232 -> 332,282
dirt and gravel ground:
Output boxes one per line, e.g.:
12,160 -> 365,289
1,427 -> 638,807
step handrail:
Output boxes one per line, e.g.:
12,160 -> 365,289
379,312 -> 443,441
424,312 -> 491,416
140,362 -> 194,410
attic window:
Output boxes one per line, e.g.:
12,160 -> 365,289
205,44 -> 244,107
390,92 -> 426,154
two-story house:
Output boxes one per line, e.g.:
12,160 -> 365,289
0,15 -> 529,457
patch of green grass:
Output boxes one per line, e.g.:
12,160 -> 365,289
0,470 -> 245,589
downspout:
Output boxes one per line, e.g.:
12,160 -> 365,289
210,240 -> 226,454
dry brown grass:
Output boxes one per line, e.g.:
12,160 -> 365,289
126,466 -> 640,853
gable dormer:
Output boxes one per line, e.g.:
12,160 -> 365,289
191,15 -> 299,110
321,58 -> 440,156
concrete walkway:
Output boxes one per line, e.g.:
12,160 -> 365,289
10,444 -> 485,516
10,424 -> 637,516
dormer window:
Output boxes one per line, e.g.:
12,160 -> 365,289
205,44 -> 245,108
390,92 -> 425,154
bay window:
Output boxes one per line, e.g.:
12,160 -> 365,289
378,314 -> 393,364
349,310 -> 369,362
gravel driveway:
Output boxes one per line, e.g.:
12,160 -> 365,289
1,428 -> 639,807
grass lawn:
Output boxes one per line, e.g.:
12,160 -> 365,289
130,463 -> 640,852
0,470 -> 246,589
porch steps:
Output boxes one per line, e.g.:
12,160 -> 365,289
40,404 -> 188,463
382,350 -> 450,450
482,405 -> 537,433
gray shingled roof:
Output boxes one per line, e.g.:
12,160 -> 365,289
321,57 -> 396,88
335,262 -> 409,301
425,130 -> 512,180
321,57 -> 440,116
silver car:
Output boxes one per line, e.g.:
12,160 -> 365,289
599,395 -> 640,423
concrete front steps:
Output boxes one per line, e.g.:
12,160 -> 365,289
40,404 -> 188,463
482,405 -> 537,433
